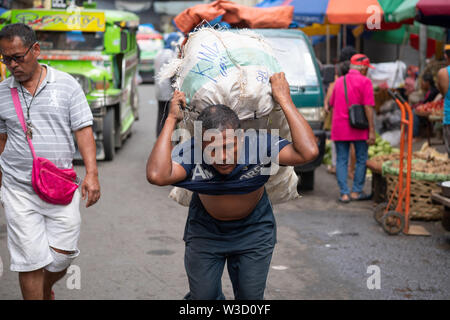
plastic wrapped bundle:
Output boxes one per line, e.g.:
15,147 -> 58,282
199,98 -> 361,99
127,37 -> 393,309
160,27 -> 282,119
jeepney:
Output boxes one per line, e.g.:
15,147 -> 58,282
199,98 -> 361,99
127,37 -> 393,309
0,6 -> 140,161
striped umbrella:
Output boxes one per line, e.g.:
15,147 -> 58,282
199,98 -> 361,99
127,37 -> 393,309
257,0 -> 422,27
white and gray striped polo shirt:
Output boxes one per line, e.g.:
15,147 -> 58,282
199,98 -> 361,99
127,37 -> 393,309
0,64 -> 93,193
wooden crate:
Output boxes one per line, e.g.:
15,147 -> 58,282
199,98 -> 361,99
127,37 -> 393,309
385,174 -> 443,220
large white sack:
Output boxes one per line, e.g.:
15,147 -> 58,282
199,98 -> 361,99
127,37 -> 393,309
160,28 -> 282,119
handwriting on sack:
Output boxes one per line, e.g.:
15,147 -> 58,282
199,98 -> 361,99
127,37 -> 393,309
190,42 -> 228,82
256,70 -> 269,83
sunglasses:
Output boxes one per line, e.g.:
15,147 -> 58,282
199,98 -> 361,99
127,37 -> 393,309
0,42 -> 36,65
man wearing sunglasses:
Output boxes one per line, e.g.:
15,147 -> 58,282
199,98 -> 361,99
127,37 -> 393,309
0,23 -> 100,299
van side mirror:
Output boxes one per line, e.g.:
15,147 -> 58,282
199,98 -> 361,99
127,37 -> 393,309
104,25 -> 122,53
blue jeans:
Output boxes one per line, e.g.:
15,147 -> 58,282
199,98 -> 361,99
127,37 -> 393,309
335,141 -> 368,195
183,191 -> 276,300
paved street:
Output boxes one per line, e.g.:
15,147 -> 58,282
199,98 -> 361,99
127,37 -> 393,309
0,84 -> 449,300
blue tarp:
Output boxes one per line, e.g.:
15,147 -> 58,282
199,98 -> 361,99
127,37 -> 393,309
255,0 -> 329,26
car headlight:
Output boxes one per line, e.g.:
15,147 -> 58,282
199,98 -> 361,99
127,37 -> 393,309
72,74 -> 91,95
297,107 -> 324,122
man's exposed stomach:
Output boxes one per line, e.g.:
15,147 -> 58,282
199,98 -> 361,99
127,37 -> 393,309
198,186 -> 265,221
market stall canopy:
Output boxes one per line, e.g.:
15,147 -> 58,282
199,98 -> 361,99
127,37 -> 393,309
326,0 -> 383,24
416,0 -> 450,28
255,0 -> 329,26
371,20 -> 446,44
173,0 -> 293,34
256,0 -> 422,29
382,0 -> 418,23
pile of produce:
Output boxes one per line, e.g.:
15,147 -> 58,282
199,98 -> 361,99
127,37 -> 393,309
381,143 -> 450,180
390,159 -> 450,175
417,142 -> 448,162
323,139 -> 332,166
415,99 -> 444,117
368,134 -> 399,159
367,141 -> 448,174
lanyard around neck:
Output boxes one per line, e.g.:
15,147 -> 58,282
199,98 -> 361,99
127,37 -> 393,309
19,66 -> 43,121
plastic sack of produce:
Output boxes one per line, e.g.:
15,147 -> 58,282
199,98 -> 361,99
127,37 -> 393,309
159,27 -> 282,119
161,27 -> 300,206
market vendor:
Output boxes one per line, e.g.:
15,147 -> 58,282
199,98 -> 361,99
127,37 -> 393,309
437,44 -> 450,155
413,72 -> 440,138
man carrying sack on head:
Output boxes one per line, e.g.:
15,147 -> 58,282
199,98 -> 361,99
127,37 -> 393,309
0,23 -> 100,300
146,72 -> 318,300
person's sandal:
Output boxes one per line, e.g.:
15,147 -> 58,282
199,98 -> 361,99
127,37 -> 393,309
350,192 -> 372,201
338,194 -> 351,203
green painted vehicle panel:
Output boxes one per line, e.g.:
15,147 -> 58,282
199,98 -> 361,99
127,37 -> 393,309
38,60 -> 112,82
0,6 -> 140,160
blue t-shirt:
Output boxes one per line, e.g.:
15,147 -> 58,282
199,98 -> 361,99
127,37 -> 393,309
444,66 -> 450,125
171,131 -> 291,195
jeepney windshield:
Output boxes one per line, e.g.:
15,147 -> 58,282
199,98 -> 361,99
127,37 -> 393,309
36,31 -> 104,51
265,36 -> 319,87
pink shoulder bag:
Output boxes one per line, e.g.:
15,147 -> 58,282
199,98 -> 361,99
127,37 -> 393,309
11,87 -> 80,205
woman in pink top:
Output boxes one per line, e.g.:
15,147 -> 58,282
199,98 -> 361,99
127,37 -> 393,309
329,54 -> 376,203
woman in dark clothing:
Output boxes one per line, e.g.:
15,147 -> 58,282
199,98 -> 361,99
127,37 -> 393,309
413,73 -> 440,137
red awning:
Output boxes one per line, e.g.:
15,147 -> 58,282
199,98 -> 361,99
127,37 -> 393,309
416,0 -> 450,16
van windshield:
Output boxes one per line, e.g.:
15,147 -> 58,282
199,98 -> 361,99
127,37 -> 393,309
36,31 -> 104,51
265,36 -> 318,87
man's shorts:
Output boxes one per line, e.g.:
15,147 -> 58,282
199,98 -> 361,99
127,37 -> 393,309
183,189 -> 276,299
1,185 -> 81,272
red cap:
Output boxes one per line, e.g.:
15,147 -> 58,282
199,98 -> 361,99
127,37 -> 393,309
350,54 -> 375,69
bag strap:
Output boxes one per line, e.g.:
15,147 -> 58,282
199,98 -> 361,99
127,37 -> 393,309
343,75 -> 350,107
10,88 -> 37,159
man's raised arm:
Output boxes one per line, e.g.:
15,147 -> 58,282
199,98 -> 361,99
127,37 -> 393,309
270,72 -> 319,166
146,90 -> 188,186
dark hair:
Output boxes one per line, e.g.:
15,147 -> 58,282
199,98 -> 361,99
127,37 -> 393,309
196,104 -> 240,131
422,72 -> 435,87
0,23 -> 37,48
339,46 -> 357,63
336,60 -> 351,76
